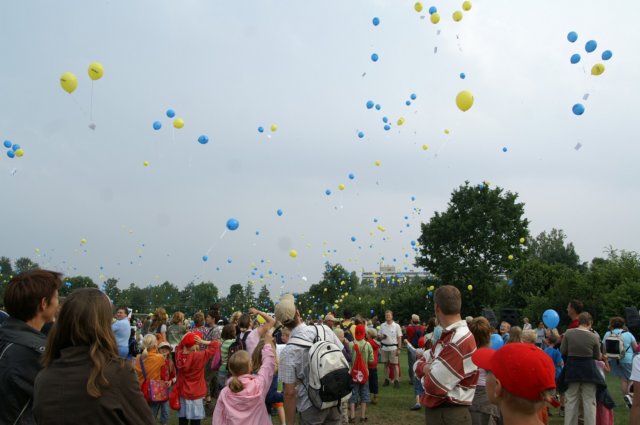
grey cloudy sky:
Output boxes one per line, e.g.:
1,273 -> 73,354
1,1 -> 638,297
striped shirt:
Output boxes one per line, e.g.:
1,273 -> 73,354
415,319 -> 478,408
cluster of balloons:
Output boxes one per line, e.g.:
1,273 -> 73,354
257,124 -> 278,133
405,93 -> 417,106
153,109 -> 185,130
422,1 -> 471,24
3,140 -> 24,159
59,62 -> 104,94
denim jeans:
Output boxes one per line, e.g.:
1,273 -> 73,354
151,401 -> 169,424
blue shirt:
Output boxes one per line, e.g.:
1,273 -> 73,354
112,318 -> 131,349
603,329 -> 636,363
544,347 -> 563,379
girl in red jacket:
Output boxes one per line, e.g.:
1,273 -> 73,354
175,332 -> 220,425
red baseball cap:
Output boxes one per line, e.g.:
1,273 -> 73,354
472,343 -> 556,401
355,324 -> 366,341
182,331 -> 203,348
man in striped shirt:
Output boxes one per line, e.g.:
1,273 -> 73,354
414,285 -> 478,425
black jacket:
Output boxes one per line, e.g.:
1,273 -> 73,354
0,317 -> 46,425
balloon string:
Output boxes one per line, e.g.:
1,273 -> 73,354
219,229 -> 227,240
69,94 -> 85,114
90,81 -> 94,122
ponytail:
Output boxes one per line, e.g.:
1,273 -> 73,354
229,376 -> 244,393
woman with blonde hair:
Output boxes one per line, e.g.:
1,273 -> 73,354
167,311 -> 187,350
33,288 -> 154,424
134,334 -> 169,424
507,326 -> 523,344
150,307 -> 168,342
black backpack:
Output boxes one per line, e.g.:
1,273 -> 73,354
226,331 -> 251,367
128,335 -> 139,357
410,325 -> 424,347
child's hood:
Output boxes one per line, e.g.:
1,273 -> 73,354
226,374 -> 264,407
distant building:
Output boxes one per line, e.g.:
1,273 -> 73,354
361,265 -> 432,283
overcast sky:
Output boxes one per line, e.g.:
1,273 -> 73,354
1,1 -> 638,298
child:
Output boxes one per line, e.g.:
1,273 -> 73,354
595,356 -> 614,425
366,328 -> 380,405
218,324 -> 237,390
213,332 -> 276,425
334,328 -> 352,425
403,337 -> 425,411
175,332 -> 220,425
252,337 -> 286,425
157,341 -> 176,425
349,324 -> 373,424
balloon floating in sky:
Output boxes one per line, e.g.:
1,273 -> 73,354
277,209 -> 283,216
601,50 -> 613,61
357,131 -> 365,139
490,333 -> 504,350
60,72 -> 78,94
405,100 -> 411,106
375,160 -> 381,166
591,63 -> 605,76
80,238 -> 87,245
166,109 -> 175,118
371,53 -> 379,62
173,118 -> 184,129
572,103 -> 585,116
372,17 -> 380,26
414,2 -> 423,12
430,13 -> 440,24
3,140 -> 11,148
289,249 -> 298,258
585,40 -> 597,53
422,144 -> 428,151
397,117 -> 405,126
508,254 -> 514,261
452,10 -> 463,22
338,183 -> 345,191
325,189 -> 332,196
502,147 -> 508,153
143,161 -> 149,167
270,124 -> 278,132
375,104 -> 381,110
383,124 -> 391,131
6,150 -> 15,158
460,72 -> 466,79
348,173 -> 355,180
456,90 -> 474,112
351,236 -> 356,242
202,255 -> 208,262
366,100 -> 375,109
570,54 -> 581,64
567,31 -> 578,43
226,218 -> 239,231
153,121 -> 162,130
258,126 -> 264,133
428,6 -> 437,14
519,237 -> 526,244
462,1 -> 472,11
198,135 -> 209,144
410,93 -> 417,100
87,62 -> 104,81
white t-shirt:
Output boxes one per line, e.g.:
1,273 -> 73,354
379,321 -> 402,351
631,355 -> 640,382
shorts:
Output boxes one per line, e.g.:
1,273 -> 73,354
350,383 -> 371,405
610,360 -> 633,379
380,349 -> 399,364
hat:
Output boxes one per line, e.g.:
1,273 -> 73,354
472,343 -> 556,401
324,313 -> 336,322
181,331 -> 203,348
412,314 -> 420,323
355,324 -> 366,341
158,341 -> 171,351
275,294 -> 296,325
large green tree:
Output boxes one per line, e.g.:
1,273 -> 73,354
256,285 -> 274,312
59,276 -> 98,297
15,257 -> 39,274
415,182 -> 530,315
528,228 -> 581,269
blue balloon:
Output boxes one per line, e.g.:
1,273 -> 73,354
371,53 -> 379,62
410,93 -> 417,100
372,17 -> 380,26
382,117 -> 389,123
226,218 -> 239,231
255,230 -> 260,235
152,121 -> 162,130
585,40 -> 597,53
502,147 -> 508,152
490,333 -> 504,350
227,258 -> 232,263
602,50 -> 613,61
428,6 -> 437,14
507,279 -> 513,286
572,103 -> 585,116
570,53 -> 581,64
406,100 -> 411,106
258,126 -> 264,133
2,140 -> 11,148
325,189 -> 332,196
348,173 -> 355,180
7,150 -> 15,158
351,236 -> 356,242
375,104 -> 381,110
460,72 -> 466,79
166,109 -> 175,118
202,255 -> 209,262
198,135 -> 209,145
11,144 -> 20,152
383,124 -> 391,131
411,196 -> 415,201
543,309 -> 560,329
366,100 -> 375,109
410,240 -> 416,246
357,131 -> 365,139
567,31 -> 578,43
277,209 -> 283,216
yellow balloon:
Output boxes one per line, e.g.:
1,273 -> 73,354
422,144 -> 429,151
271,124 -> 278,132
414,2 -> 423,12
377,225 -> 386,232
60,72 -> 78,94
381,299 -> 385,305
428,285 -> 434,291
256,315 -> 266,324
467,284 -> 473,291
519,237 -> 526,244
88,62 -> 104,81
508,254 -> 514,261
375,160 -> 381,166
323,288 -> 327,292
397,117 -> 405,126
430,12 -> 440,24
456,90 -> 474,112
15,149 -> 24,158
80,238 -> 87,245
591,63 -> 605,76
444,129 -> 450,134
143,161 -> 149,167
453,10 -> 463,21
173,118 -> 184,129
462,1 -> 472,11
338,183 -> 345,191
289,249 -> 298,258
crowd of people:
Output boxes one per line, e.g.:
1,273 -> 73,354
1,269 -> 640,425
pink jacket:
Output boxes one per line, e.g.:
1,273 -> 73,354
213,343 -> 275,425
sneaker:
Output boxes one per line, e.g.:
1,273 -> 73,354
383,379 -> 390,387
625,394 -> 633,409
394,380 -> 400,389
410,404 -> 421,411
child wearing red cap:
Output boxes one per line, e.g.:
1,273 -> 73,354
472,343 -> 557,425
175,332 -> 220,425
349,324 -> 373,423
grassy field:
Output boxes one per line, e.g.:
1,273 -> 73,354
168,348 -> 631,424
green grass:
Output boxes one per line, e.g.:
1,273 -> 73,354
167,349 -> 630,424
